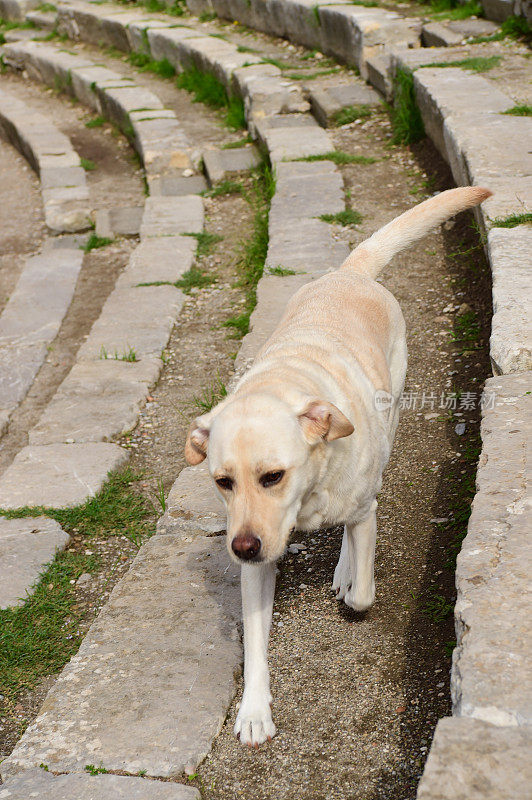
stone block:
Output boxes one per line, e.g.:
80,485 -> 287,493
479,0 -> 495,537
0,769 -> 201,799
131,115 -> 193,175
39,165 -> 86,189
0,517 -> 70,609
117,235 -> 196,289
1,534 -> 241,779
267,217 -> 349,274
422,21 -> 464,47
452,372 -> 532,727
94,206 -> 144,239
365,53 -> 392,99
140,195 -> 204,238
95,84 -> 163,131
481,0 -> 516,21
76,285 -> 184,361
0,342 -> 48,413
148,174 -> 208,196
0,443 -> 129,509
166,464 -> 226,534
262,125 -> 333,163
28,359 -> 161,445
447,18 -> 500,37
203,145 -> 260,184
309,81 -> 381,127
270,160 -> 344,222
417,717 -> 532,799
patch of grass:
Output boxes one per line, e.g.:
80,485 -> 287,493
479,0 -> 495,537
268,265 -> 297,276
350,0 -> 378,6
429,0 -> 483,18
310,4 -> 321,27
85,765 -> 109,775
423,591 -> 454,623
149,478 -> 167,514
221,135 -> 253,149
175,264 -> 216,293
83,234 -> 113,252
451,309 -> 480,353
423,55 -> 501,72
320,208 -> 363,226
128,51 -> 176,78
261,56 -> 290,70
502,104 -> 532,117
37,2 -> 57,10
202,179 -> 244,198
198,10 -> 217,21
333,104 -> 373,126
80,157 -> 96,171
183,231 -> 223,257
390,68 -> 425,145
85,115 -> 105,128
192,376 -> 227,412
491,212 -> 532,228
285,67 -> 339,80
176,64 -> 246,129
99,345 -> 138,362
237,44 -> 258,54
472,14 -> 531,42
0,468 -> 155,702
296,150 -> 377,165
224,159 -> 274,338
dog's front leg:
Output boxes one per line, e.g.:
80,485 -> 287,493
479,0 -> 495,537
234,561 -> 277,747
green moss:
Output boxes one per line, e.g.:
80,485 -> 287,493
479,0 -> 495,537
333,104 -> 373,126
422,55 -> 501,72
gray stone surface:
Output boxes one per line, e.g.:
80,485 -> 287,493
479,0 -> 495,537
0,769 -> 200,799
203,145 -> 260,184
447,18 -> 500,37
0,533 -> 241,779
422,21 -> 463,47
165,464 -> 226,534
365,53 -> 392,100
417,717 -> 532,799
94,205 -> 144,238
488,226 -> 532,375
481,0 -> 517,21
0,342 -> 48,414
139,195 -> 204,238
262,124 -> 333,163
451,373 -> 532,727
309,82 -> 381,127
29,359 -> 161,445
148,174 -> 207,196
118,235 -> 196,289
0,517 -> 70,608
0,443 -> 128,509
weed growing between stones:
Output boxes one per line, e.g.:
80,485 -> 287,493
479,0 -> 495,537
297,151 -> 376,165
80,157 -> 97,171
390,68 -> 425,145
268,265 -> 297,276
85,114 -> 106,128
116,0 -> 188,16
176,65 -> 246,129
423,55 -> 502,72
99,345 -> 138,362
127,51 -> 176,79
320,208 -> 363,226
502,104 -> 532,116
224,159 -> 274,337
471,14 -> 531,43
202,179 -> 245,198
333,104 -> 372,126
416,0 -> 482,19
83,233 -> 113,252
183,231 -> 224,257
491,212 -> 532,228
191,376 -> 228,412
0,468 -> 155,704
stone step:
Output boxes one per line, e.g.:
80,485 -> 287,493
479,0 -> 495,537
0,517 -> 70,609
0,533 -> 241,780
0,87 -> 91,233
309,82 -> 382,127
202,145 -> 260,184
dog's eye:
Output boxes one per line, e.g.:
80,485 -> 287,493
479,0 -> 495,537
215,476 -> 233,491
260,470 -> 285,488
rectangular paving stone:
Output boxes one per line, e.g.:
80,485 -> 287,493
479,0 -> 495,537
117,235 -> 196,288
0,517 -> 70,609
0,443 -> 128,510
452,373 -> 532,727
0,342 -> 48,412
365,53 -> 392,99
267,217 -> 350,275
28,359 -> 161,445
1,533 -> 241,779
421,21 -> 463,47
148,174 -> 208,196
417,717 -> 532,800
165,464 -> 226,534
488,226 -> 532,375
263,125 -> 333,163
309,81 -> 381,127
203,145 -> 260,184
0,768 -> 200,799
270,160 -> 345,223
95,206 -> 144,239
140,195 -> 204,238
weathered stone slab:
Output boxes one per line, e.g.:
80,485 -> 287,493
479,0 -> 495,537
165,464 -> 226,534
117,235 -> 196,289
0,768 -> 200,799
417,717 -> 532,799
0,533 -> 241,779
28,359 -> 161,445
263,125 -> 333,163
446,18 -> 499,37
422,21 -> 463,47
365,53 -> 392,100
76,285 -> 184,361
0,517 -> 70,608
267,217 -> 349,274
488,227 -> 532,375
452,372 -> 532,727
0,443 -> 128,509
95,206 -> 144,239
480,0 -> 516,22
270,160 -> 345,223
140,195 -> 204,238
203,145 -> 260,184
131,115 -> 193,175
148,174 -> 208,196
309,81 -> 381,127
0,342 -> 48,413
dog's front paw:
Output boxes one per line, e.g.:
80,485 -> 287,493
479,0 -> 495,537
332,558 -> 351,601
344,581 -> 375,612
234,694 -> 276,748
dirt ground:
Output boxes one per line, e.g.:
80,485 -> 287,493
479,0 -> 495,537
0,30 -> 492,799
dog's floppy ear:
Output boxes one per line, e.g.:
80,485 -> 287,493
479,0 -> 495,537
298,399 -> 354,443
185,418 -> 210,465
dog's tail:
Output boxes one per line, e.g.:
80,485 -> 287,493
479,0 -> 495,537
340,186 -> 491,279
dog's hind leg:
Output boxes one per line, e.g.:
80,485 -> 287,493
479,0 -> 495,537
343,501 -> 377,612
234,561 -> 277,747
332,527 -> 351,600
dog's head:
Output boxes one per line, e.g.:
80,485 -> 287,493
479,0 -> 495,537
185,391 -> 353,563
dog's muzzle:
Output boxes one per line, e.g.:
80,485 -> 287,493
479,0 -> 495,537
231,533 -> 261,561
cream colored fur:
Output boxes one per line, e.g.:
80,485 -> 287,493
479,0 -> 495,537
184,186 -> 491,747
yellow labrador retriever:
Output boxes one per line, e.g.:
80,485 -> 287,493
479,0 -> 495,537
185,187 -> 490,747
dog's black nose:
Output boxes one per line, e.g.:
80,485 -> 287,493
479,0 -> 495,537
231,534 -> 261,561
